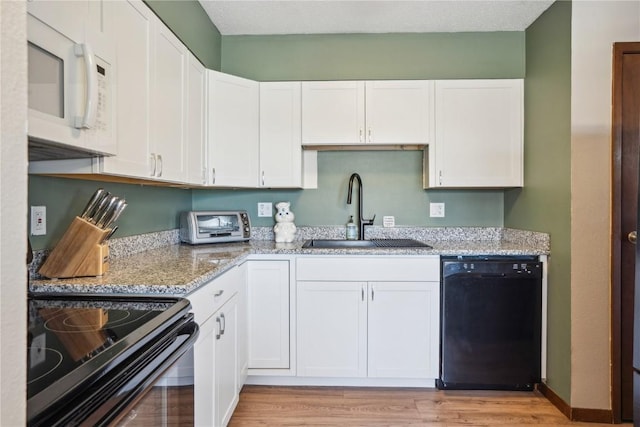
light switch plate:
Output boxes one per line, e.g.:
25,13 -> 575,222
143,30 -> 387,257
257,202 -> 273,218
429,202 -> 445,218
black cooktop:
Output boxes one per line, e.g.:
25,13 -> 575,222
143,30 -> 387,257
27,294 -> 193,426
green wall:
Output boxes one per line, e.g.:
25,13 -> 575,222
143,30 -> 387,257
28,176 -> 192,250
222,32 -> 525,81
193,151 -> 504,228
144,0 -> 221,69
504,1 -> 572,402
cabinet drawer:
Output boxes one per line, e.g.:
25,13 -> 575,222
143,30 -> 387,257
296,256 -> 439,282
188,265 -> 243,324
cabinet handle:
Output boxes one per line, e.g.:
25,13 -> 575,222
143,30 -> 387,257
157,154 -> 163,177
368,128 -> 372,143
261,171 -> 265,187
439,170 -> 443,186
202,167 -> 207,185
371,286 -> 375,301
149,153 -> 156,177
215,316 -> 222,340
359,128 -> 363,143
212,168 -> 216,184
214,290 -> 224,297
220,313 -> 226,336
361,285 -> 365,301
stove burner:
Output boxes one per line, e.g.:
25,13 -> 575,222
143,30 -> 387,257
27,347 -> 63,385
42,308 -> 146,333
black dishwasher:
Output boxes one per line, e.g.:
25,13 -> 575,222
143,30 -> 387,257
438,256 -> 542,391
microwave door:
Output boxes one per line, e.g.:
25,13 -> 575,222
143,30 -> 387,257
28,42 -> 64,120
28,15 -> 85,146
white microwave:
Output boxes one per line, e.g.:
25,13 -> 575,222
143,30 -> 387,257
27,12 -> 114,160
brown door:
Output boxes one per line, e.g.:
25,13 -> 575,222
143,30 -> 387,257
612,42 -> 640,423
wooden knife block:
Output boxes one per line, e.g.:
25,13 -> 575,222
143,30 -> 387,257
39,217 -> 111,279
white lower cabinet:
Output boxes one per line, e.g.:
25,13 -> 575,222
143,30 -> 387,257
188,264 -> 246,427
297,280 -> 439,379
367,282 -> 439,379
247,260 -> 291,370
297,281 -> 367,377
193,304 -> 216,427
296,256 -> 440,381
214,295 -> 239,427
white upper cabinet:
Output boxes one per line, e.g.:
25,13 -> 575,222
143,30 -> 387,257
301,80 -> 433,146
259,82 -> 303,188
365,80 -> 434,145
301,81 -> 365,145
98,0 -> 153,178
185,54 -> 207,186
98,0 -> 194,184
426,79 -> 524,188
207,70 -> 260,187
150,23 -> 187,183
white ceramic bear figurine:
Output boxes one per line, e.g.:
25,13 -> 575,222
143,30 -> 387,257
273,201 -> 296,243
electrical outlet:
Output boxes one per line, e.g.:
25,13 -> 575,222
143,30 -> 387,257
429,202 -> 445,218
31,206 -> 47,235
257,202 -> 273,218
382,216 -> 395,228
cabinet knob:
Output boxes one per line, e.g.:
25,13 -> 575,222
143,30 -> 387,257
629,231 -> 637,244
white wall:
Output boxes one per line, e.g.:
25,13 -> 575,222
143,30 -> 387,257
0,1 -> 28,425
571,0 -> 640,410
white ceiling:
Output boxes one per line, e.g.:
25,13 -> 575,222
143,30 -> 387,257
198,0 -> 555,36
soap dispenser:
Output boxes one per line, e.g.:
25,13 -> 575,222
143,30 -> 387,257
346,216 -> 357,240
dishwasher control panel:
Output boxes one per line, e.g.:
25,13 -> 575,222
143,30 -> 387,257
442,256 -> 542,278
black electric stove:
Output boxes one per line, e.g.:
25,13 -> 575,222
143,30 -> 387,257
27,294 -> 198,427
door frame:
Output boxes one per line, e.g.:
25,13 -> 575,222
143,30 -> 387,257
611,41 -> 640,424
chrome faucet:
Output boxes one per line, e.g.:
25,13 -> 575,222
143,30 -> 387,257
347,173 -> 375,240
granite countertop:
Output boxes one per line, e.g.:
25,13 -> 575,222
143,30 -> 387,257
29,226 -> 550,296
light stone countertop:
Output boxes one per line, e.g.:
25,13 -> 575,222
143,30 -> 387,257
29,226 -> 549,296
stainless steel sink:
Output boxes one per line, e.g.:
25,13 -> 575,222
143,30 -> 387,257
302,238 -> 432,249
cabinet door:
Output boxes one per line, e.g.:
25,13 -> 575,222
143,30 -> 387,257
301,81 -> 365,145
215,296 -> 239,427
297,281 -> 367,377
432,79 -> 523,188
247,260 -> 290,369
365,80 -> 433,145
367,282 -> 440,379
235,263 -> 248,388
207,70 -> 259,187
101,0 -> 153,178
151,23 -> 187,182
193,311 -> 216,427
27,1 -> 88,43
185,54 -> 207,185
259,82 -> 302,188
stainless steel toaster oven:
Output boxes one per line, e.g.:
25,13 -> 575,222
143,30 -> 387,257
179,211 -> 250,244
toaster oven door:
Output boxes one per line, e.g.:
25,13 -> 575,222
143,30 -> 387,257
195,214 -> 240,238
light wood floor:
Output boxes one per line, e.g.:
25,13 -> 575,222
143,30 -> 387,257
229,385 -> 627,427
